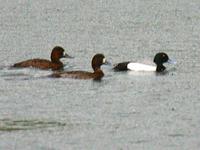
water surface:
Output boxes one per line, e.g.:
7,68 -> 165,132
0,0 -> 200,150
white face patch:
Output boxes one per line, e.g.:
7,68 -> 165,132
103,58 -> 106,63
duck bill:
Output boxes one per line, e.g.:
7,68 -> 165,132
167,59 -> 176,64
104,60 -> 111,65
63,53 -> 74,58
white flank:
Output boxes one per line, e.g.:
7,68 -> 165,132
127,63 -> 156,71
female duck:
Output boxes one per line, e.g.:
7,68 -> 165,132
51,54 -> 109,80
13,46 -> 72,70
113,52 -> 175,72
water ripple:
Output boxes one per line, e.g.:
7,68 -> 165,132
0,118 -> 66,132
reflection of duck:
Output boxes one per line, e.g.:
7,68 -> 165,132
13,46 -> 72,70
51,54 -> 109,80
113,52 -> 175,72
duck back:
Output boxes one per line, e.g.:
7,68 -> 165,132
51,69 -> 104,80
13,59 -> 63,70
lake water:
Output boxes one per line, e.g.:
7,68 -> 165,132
0,0 -> 200,149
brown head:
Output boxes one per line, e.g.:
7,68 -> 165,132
50,46 -> 72,63
91,54 -> 109,71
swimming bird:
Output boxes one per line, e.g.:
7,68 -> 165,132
51,54 -> 109,80
13,46 -> 73,70
113,52 -> 175,72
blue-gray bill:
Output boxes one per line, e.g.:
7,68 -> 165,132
63,53 -> 74,58
167,59 -> 177,64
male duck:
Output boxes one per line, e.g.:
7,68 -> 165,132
113,52 -> 175,72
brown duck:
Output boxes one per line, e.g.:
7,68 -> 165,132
13,46 -> 72,70
51,54 -> 109,80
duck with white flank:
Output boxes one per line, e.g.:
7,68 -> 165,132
113,52 -> 176,72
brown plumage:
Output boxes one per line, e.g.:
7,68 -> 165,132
13,46 -> 72,70
51,54 -> 108,80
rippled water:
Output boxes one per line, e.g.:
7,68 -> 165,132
0,0 -> 200,149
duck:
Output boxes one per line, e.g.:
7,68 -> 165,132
113,52 -> 176,72
51,54 -> 109,80
12,46 -> 73,70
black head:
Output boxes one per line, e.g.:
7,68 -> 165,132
91,54 -> 108,71
153,52 -> 169,72
51,46 -> 73,62
153,52 -> 169,65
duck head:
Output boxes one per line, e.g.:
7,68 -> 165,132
92,54 -> 110,71
51,46 -> 73,62
153,52 -> 175,72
